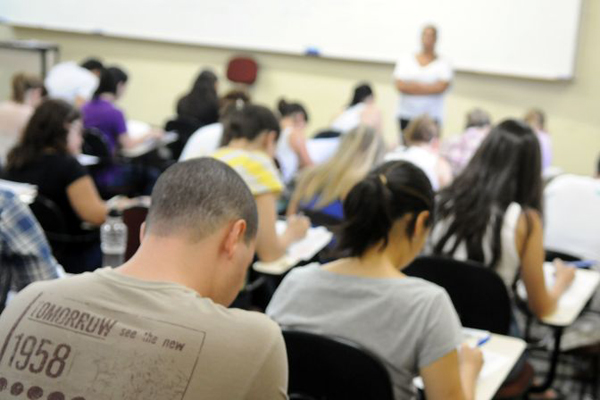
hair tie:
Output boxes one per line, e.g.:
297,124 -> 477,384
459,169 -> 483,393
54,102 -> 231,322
379,174 -> 388,186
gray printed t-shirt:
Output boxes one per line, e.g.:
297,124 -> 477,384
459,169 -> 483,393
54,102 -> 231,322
266,263 -> 462,400
0,268 -> 288,400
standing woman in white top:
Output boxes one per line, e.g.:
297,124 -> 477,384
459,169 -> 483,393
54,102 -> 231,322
429,120 -> 574,320
275,99 -> 313,184
393,25 -> 453,132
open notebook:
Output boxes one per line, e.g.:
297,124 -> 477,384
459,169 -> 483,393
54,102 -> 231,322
253,221 -> 333,275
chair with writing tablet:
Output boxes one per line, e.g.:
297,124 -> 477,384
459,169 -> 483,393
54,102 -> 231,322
282,330 -> 394,400
404,256 -> 534,399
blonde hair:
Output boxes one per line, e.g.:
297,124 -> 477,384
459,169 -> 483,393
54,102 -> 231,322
291,126 -> 385,208
11,73 -> 43,104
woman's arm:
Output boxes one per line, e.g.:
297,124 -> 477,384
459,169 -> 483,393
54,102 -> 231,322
517,210 -> 575,318
255,193 -> 309,262
395,80 -> 450,95
66,175 -> 108,226
421,345 -> 483,400
289,130 -> 313,168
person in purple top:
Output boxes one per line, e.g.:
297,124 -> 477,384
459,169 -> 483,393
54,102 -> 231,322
82,66 -> 162,196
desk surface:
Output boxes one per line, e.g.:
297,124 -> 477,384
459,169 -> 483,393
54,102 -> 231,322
517,263 -> 600,326
475,334 -> 526,400
121,132 -> 178,158
415,332 -> 526,400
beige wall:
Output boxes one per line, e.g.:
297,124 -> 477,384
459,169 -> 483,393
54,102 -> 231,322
1,0 -> 598,174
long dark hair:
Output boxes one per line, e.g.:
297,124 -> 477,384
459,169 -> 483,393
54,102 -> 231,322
432,119 -> 542,268
6,99 -> 80,170
221,104 -> 280,146
349,83 -> 373,107
93,66 -> 128,98
336,160 -> 434,257
177,70 -> 219,123
277,98 -> 309,122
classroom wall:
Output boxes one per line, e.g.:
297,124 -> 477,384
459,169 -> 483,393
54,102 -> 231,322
0,0 -> 598,175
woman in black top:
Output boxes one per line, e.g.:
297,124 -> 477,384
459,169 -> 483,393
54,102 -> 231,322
4,99 -> 108,273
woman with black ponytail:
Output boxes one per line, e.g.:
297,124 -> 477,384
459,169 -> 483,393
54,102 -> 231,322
267,160 -> 482,400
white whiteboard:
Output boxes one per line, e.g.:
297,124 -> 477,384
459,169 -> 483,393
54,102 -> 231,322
0,0 -> 583,80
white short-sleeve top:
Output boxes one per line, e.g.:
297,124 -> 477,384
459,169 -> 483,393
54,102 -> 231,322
393,54 -> 453,122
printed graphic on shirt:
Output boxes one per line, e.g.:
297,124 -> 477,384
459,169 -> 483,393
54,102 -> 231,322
0,292 -> 206,399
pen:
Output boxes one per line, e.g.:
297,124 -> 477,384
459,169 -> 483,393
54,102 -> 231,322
476,335 -> 491,347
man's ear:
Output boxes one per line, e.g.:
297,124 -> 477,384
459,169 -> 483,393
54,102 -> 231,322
139,222 -> 146,243
223,219 -> 247,258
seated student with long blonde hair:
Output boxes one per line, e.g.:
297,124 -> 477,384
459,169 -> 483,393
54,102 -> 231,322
268,161 -> 483,400
287,125 -> 384,223
212,104 -> 310,262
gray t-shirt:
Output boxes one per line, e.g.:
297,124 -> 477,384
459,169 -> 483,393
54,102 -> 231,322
0,268 -> 288,399
267,263 -> 462,400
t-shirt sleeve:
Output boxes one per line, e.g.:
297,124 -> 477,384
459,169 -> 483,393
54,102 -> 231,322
113,108 -> 128,136
247,156 -> 284,196
59,156 -> 88,188
439,59 -> 454,82
417,288 -> 463,369
245,322 -> 288,400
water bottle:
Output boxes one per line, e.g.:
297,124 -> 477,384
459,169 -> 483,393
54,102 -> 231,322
101,209 -> 128,267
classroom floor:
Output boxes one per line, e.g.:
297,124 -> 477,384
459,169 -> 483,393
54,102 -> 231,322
525,314 -> 600,400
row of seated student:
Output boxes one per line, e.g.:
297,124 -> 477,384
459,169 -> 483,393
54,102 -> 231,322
0,97 -> 597,398
2,150 -> 594,398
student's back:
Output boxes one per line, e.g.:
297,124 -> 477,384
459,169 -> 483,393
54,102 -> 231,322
0,158 -> 287,399
1,268 -> 285,399
270,160 -> 483,400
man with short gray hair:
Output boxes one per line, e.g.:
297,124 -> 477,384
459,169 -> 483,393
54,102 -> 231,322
0,158 -> 288,399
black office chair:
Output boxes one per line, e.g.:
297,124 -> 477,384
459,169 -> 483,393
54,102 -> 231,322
544,249 -> 581,263
313,129 -> 341,140
405,256 -> 511,334
404,256 -> 534,399
283,330 -> 395,400
29,194 -> 99,267
164,115 -> 201,160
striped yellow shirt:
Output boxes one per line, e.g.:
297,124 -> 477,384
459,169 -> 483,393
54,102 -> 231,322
212,148 -> 284,196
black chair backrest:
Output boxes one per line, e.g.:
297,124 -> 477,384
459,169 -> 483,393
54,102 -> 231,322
165,116 -> 201,160
283,330 -> 395,400
404,256 -> 512,335
301,208 -> 342,230
83,127 -> 113,164
313,130 -> 341,140
544,249 -> 580,263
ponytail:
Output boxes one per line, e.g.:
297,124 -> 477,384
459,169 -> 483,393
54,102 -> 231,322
335,161 -> 434,257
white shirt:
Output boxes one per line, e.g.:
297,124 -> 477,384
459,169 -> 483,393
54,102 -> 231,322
45,61 -> 99,105
179,123 -> 223,161
275,127 -> 298,184
330,103 -> 366,134
385,145 -> 440,191
544,174 -> 600,261
393,54 -> 453,121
